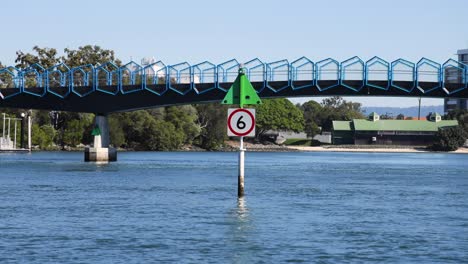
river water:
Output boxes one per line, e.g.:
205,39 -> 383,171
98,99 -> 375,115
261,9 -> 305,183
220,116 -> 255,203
0,151 -> 467,263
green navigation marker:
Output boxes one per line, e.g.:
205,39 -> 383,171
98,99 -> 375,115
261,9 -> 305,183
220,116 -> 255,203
221,67 -> 262,108
91,125 -> 101,136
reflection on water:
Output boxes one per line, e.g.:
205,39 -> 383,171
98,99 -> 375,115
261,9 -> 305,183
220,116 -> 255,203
229,197 -> 256,263
236,197 -> 248,222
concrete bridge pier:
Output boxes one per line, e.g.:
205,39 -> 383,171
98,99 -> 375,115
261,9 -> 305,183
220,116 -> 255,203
84,114 -> 117,162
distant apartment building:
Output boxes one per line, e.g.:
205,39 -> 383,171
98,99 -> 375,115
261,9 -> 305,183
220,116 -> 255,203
444,49 -> 468,114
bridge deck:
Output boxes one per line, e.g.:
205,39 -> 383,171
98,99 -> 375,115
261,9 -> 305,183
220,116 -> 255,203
1,81 -> 466,113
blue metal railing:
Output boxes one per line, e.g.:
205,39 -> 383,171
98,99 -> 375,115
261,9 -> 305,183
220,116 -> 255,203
0,56 -> 467,99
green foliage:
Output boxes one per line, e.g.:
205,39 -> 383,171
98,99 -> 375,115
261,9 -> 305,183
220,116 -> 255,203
195,104 -> 228,150
283,138 -> 312,146
63,45 -> 121,67
63,119 -> 90,147
301,100 -> 322,137
305,122 -> 320,138
80,114 -> 95,145
164,106 -> 200,144
0,62 -> 14,89
146,120 -> 184,151
117,110 -> 156,150
255,99 -> 304,137
31,124 -> 55,149
445,109 -> 468,134
110,109 -> 188,151
379,112 -> 394,120
396,114 -> 405,120
440,111 -> 468,152
15,46 -> 60,68
33,111 -> 52,126
108,115 -> 126,148
432,126 -> 467,151
318,96 -> 365,131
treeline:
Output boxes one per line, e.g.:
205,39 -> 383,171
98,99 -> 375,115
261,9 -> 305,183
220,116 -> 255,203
1,95 -> 365,151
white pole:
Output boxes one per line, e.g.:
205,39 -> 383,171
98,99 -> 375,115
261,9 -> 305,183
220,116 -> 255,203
7,117 -> 11,140
14,120 -> 17,149
28,115 -> 32,151
2,113 -> 5,139
238,136 -> 245,197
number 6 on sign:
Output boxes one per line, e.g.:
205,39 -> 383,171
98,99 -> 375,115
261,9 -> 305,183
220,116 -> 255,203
227,108 -> 256,137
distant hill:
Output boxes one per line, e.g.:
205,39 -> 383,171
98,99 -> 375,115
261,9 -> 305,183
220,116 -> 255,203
361,105 -> 444,118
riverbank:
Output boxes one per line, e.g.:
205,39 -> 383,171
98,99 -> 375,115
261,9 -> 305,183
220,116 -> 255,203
26,142 -> 468,154
223,140 -> 295,152
287,145 -> 468,154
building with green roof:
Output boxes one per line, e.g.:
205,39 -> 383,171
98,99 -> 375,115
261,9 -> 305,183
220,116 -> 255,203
332,112 -> 458,145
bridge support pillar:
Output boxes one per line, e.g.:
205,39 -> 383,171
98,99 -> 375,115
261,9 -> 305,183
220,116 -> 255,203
84,114 -> 117,162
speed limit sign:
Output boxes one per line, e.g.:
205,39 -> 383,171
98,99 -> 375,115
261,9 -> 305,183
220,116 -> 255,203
227,108 -> 256,137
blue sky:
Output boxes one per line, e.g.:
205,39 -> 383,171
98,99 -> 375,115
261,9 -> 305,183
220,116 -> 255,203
1,0 -> 467,107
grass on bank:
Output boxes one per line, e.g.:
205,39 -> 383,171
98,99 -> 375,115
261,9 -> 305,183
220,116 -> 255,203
283,138 -> 312,146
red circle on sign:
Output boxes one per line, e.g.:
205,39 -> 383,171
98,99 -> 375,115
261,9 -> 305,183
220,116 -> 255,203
227,109 -> 255,137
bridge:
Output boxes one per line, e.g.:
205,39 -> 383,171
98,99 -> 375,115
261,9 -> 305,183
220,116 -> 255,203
0,56 -> 467,113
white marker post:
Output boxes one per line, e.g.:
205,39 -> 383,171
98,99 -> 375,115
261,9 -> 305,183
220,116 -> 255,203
28,115 -> 32,151
227,108 -> 256,197
239,136 -> 244,197
222,67 -> 262,198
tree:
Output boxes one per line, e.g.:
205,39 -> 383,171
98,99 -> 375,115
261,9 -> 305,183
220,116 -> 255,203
396,113 -> 405,120
164,106 -> 200,145
117,110 -> 155,149
301,100 -> 322,138
63,45 -> 121,67
145,119 -> 184,151
432,126 -> 467,151
0,61 -> 10,89
108,114 -> 126,148
195,103 -> 228,150
15,46 -> 60,69
317,96 -> 365,131
445,109 -> 468,134
380,112 -> 394,120
31,124 -> 55,149
63,119 -> 91,147
255,99 -> 304,138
